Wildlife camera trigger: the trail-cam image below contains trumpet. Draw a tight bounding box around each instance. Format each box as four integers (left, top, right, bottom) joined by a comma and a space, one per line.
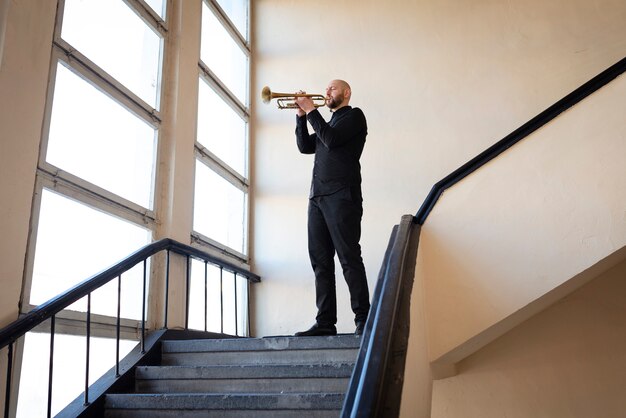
261, 86, 326, 109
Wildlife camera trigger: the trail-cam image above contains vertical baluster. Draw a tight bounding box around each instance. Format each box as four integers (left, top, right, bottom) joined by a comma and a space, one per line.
47, 316, 55, 418
84, 294, 91, 406
164, 250, 170, 329
185, 255, 190, 330
219, 267, 224, 334
204, 261, 208, 332
234, 273, 238, 336
4, 343, 13, 418
141, 260, 146, 354
247, 279, 251, 337
116, 274, 122, 377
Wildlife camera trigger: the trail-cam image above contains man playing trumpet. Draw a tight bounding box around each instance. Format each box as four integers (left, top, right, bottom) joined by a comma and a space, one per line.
293, 80, 370, 336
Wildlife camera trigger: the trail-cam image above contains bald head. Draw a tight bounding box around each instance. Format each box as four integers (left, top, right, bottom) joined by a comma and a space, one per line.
326, 79, 352, 110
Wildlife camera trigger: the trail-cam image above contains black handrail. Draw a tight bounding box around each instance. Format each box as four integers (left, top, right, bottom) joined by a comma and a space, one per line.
0, 237, 260, 417
415, 56, 626, 225
0, 238, 259, 349
342, 215, 420, 417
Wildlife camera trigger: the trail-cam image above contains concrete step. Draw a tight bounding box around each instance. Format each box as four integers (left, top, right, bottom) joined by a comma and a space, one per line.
135, 363, 354, 393
161, 335, 361, 367
104, 393, 344, 418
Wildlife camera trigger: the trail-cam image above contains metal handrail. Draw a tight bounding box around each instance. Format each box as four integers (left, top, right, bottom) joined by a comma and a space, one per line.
415, 56, 626, 225
0, 237, 260, 418
341, 215, 419, 417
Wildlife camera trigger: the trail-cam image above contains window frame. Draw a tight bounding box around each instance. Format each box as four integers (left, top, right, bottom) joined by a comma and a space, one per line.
22, 0, 168, 328
192, 0, 251, 262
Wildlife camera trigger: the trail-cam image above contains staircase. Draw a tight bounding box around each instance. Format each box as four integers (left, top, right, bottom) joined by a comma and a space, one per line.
104, 334, 361, 417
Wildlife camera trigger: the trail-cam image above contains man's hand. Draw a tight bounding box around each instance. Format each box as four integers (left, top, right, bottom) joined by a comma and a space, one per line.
295, 91, 316, 115
294, 90, 306, 116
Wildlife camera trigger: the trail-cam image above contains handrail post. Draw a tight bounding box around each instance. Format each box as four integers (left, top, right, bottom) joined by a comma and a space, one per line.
204, 261, 208, 332
141, 260, 146, 354
4, 343, 13, 418
115, 275, 121, 377
247, 279, 251, 337
164, 249, 170, 329
234, 273, 238, 336
47, 316, 55, 418
185, 255, 190, 330
84, 293, 91, 406
219, 267, 224, 334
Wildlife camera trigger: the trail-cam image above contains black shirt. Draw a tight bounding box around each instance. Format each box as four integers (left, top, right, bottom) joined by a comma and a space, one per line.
296, 106, 367, 198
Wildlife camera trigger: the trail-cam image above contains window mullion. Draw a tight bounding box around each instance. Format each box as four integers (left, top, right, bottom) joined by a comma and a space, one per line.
194, 148, 248, 192
198, 61, 249, 119
37, 165, 157, 228
122, 0, 168, 36
191, 232, 249, 265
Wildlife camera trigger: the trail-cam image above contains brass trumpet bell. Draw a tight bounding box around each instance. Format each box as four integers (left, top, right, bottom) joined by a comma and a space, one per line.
261, 86, 326, 109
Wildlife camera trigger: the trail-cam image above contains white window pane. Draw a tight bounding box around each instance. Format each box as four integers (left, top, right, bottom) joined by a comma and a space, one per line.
197, 78, 247, 175
193, 162, 246, 254
188, 260, 230, 333
30, 189, 151, 320
201, 2, 248, 104
144, 0, 166, 19
215, 0, 248, 40
234, 273, 248, 335
16, 333, 136, 418
221, 270, 238, 335
47, 63, 156, 209
61, 0, 162, 107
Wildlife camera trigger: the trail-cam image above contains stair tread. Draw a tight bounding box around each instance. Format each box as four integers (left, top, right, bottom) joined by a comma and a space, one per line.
161, 335, 361, 353
105, 392, 345, 410
136, 363, 355, 379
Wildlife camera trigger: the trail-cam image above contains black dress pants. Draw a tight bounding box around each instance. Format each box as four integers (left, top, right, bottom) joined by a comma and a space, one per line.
308, 187, 370, 326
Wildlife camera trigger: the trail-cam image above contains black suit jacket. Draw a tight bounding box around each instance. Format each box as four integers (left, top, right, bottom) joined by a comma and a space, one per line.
295, 106, 367, 198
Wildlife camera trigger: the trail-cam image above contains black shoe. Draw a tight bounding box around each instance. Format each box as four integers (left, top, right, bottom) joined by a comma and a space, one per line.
294, 323, 337, 337
355, 321, 366, 335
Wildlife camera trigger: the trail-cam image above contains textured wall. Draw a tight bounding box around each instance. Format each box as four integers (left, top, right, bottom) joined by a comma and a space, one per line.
251, 0, 626, 336
431, 257, 626, 418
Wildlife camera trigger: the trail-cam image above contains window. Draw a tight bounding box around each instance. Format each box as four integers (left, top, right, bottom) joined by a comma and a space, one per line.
46, 63, 157, 208
194, 0, 250, 260
18, 0, 166, 416
30, 189, 150, 319
60, 0, 163, 108
17, 333, 136, 417
194, 161, 247, 253
200, 1, 248, 103
197, 78, 246, 175
187, 260, 248, 336
30, 0, 164, 311
16, 1, 254, 415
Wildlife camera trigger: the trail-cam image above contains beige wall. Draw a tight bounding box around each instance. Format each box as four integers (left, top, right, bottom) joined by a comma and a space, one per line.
251, 0, 626, 336
0, 1, 57, 413
0, 0, 56, 328
431, 256, 626, 418
423, 72, 626, 365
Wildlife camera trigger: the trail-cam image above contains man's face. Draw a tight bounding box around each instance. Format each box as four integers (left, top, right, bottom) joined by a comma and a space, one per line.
325, 81, 346, 109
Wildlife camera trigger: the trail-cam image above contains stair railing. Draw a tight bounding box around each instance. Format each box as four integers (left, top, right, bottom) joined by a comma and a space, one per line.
342, 56, 625, 417
0, 238, 260, 418
341, 215, 420, 417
